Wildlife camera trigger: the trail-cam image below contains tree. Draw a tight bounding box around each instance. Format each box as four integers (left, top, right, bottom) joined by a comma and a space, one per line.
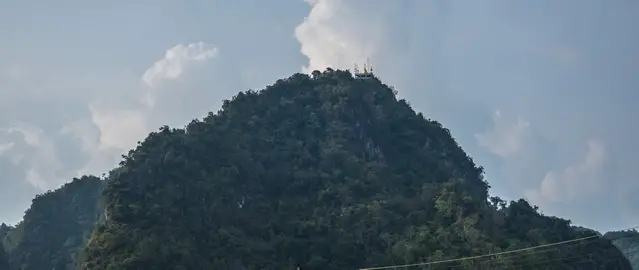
0, 245, 9, 270
68, 68, 630, 269
9, 176, 104, 270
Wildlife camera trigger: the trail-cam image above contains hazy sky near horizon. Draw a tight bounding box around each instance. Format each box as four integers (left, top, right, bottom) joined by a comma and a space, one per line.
0, 0, 637, 232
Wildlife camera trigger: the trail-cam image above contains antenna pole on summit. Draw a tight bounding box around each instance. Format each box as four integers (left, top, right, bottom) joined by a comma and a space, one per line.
353, 58, 375, 79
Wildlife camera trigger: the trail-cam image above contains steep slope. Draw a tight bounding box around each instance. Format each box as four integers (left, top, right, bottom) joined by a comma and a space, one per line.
9, 176, 104, 270
605, 230, 639, 268
82, 69, 631, 269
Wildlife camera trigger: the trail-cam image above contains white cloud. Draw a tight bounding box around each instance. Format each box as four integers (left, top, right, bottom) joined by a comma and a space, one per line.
141, 42, 218, 89
60, 106, 149, 177
0, 41, 218, 196
25, 168, 47, 191
8, 125, 43, 147
89, 105, 149, 152
525, 140, 606, 205
475, 110, 529, 158
0, 142, 14, 156
0, 124, 64, 190
294, 0, 388, 73
65, 42, 217, 177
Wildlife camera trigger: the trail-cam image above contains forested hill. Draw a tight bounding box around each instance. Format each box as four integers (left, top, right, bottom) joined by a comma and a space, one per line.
72, 69, 630, 269
1, 176, 104, 270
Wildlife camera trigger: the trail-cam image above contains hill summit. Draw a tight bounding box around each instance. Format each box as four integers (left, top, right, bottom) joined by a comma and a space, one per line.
73, 69, 630, 269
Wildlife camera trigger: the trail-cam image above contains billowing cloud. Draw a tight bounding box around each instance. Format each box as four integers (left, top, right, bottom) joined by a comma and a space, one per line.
73, 42, 218, 176
475, 110, 529, 158
0, 124, 65, 191
0, 143, 13, 156
142, 42, 218, 89
89, 105, 149, 152
0, 41, 218, 211
525, 140, 606, 206
25, 169, 47, 191
294, 0, 396, 73
141, 42, 218, 108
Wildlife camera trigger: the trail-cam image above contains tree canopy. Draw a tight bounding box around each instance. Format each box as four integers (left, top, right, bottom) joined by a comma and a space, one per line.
0, 244, 9, 270
74, 69, 631, 269
4, 176, 104, 270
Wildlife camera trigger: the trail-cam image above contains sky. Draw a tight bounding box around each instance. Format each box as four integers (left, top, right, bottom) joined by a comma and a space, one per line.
0, 0, 637, 233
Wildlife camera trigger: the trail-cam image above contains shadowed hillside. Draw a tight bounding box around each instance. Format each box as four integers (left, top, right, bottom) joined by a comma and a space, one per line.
1, 176, 104, 270
0, 244, 8, 270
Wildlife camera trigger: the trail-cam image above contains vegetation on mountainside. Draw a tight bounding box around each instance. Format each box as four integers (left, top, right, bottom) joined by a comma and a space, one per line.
6, 176, 104, 270
0, 224, 9, 239
0, 224, 8, 270
79, 69, 631, 270
1, 224, 18, 257
0, 224, 9, 249
605, 230, 639, 268
0, 244, 8, 270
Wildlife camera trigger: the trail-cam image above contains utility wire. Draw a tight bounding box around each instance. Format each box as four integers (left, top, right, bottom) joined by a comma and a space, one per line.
358, 225, 639, 270
498, 245, 639, 270
359, 235, 597, 270
455, 237, 639, 269
449, 233, 638, 269
446, 237, 602, 269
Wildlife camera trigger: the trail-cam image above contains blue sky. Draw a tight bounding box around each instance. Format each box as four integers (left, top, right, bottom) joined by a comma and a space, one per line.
0, 0, 637, 233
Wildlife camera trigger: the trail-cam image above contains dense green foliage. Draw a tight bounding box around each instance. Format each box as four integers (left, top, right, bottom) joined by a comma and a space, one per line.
0, 224, 9, 270
0, 244, 8, 270
78, 69, 631, 269
0, 224, 9, 239
0, 224, 10, 249
7, 176, 104, 270
1, 224, 21, 255
605, 230, 639, 268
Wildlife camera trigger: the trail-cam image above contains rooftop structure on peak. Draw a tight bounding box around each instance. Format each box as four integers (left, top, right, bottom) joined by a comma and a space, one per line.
353, 58, 374, 79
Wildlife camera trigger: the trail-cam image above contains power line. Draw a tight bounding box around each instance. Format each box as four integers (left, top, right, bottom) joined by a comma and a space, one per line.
358, 235, 597, 270
446, 237, 602, 269
460, 235, 639, 269
500, 244, 639, 270
358, 225, 639, 270
456, 232, 639, 269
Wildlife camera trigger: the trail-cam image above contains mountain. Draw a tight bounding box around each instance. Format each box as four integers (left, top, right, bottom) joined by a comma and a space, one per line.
605, 230, 639, 268
77, 69, 630, 269
4, 176, 104, 270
